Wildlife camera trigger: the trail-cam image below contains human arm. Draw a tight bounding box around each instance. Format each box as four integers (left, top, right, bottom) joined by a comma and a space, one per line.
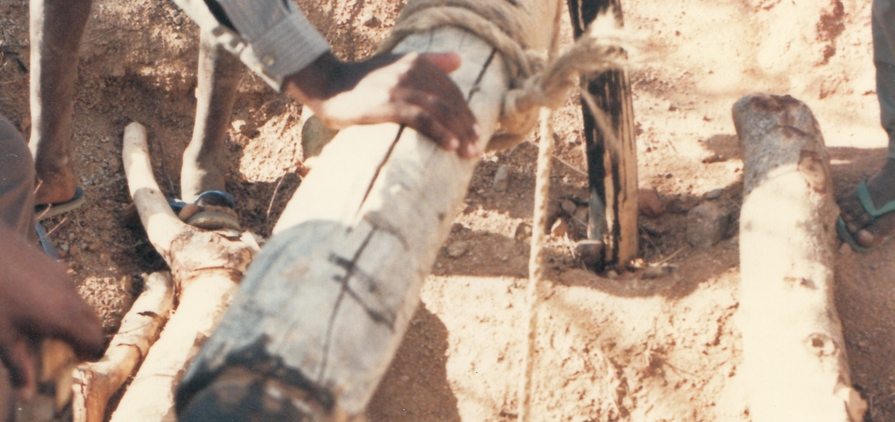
0, 222, 104, 400
172, 0, 482, 157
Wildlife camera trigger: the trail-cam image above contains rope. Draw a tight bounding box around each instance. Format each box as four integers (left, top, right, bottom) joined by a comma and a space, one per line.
379, 1, 636, 151
518, 107, 555, 421
378, 2, 638, 418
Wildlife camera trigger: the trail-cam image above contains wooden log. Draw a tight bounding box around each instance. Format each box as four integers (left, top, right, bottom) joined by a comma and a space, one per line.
567, 0, 638, 269
71, 271, 174, 422
111, 122, 258, 421
175, 3, 563, 418
733, 94, 866, 422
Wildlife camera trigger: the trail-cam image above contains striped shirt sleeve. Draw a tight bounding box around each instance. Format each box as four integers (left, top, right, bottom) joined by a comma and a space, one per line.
172, 0, 331, 90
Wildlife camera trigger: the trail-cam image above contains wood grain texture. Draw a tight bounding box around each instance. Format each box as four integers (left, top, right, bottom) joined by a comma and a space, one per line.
733, 94, 865, 422
567, 0, 638, 268
114, 122, 257, 421
175, 4, 561, 416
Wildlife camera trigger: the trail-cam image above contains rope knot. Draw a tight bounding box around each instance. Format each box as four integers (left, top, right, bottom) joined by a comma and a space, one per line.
380, 0, 638, 151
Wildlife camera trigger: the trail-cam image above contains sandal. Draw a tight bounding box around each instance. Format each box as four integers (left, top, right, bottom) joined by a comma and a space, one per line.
168, 191, 241, 231
836, 180, 895, 252
34, 186, 85, 221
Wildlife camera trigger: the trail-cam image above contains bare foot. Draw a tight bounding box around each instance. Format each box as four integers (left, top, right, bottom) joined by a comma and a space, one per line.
839, 158, 895, 248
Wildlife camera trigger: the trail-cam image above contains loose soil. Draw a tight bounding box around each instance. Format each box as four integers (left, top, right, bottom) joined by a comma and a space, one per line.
0, 0, 891, 420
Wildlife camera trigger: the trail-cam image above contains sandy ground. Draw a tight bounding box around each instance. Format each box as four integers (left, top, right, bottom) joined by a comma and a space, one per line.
0, 0, 892, 420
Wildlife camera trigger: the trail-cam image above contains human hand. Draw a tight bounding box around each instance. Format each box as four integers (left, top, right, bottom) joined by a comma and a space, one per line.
283, 51, 482, 158
0, 223, 104, 400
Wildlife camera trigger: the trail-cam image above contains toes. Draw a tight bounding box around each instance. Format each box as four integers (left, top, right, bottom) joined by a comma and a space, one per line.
855, 209, 895, 248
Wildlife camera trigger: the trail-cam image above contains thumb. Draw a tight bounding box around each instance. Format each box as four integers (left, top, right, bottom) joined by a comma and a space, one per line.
422, 52, 462, 73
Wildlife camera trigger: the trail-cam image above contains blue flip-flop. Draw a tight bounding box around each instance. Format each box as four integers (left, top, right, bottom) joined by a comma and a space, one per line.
837, 180, 895, 253
168, 190, 240, 231
35, 221, 59, 260
34, 186, 85, 221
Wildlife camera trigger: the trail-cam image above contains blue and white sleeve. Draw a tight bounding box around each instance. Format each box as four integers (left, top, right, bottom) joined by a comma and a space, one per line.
172, 0, 331, 90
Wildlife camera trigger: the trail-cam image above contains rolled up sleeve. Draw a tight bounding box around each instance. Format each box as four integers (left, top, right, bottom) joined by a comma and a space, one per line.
173, 0, 331, 90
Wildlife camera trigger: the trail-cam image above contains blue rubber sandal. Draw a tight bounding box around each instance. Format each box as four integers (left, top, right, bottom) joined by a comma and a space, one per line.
837, 180, 895, 253
34, 186, 85, 221
168, 191, 240, 231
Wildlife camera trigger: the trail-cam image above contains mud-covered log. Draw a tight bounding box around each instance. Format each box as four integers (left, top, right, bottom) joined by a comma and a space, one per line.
174, 3, 563, 420
113, 122, 257, 421
567, 0, 638, 269
72, 272, 174, 422
733, 94, 866, 422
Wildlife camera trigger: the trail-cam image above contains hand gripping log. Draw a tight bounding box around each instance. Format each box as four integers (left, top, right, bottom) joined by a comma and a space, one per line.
173, 2, 564, 420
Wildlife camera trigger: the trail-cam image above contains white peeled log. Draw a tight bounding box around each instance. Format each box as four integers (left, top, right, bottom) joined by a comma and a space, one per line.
110, 122, 258, 422
173, 2, 563, 416
71, 271, 174, 422
733, 94, 866, 422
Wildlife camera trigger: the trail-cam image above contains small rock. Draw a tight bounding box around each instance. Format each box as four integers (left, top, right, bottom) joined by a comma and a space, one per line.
232, 119, 247, 132
551, 218, 568, 237
560, 199, 577, 215
705, 188, 723, 200
492, 165, 510, 192
606, 270, 619, 279
638, 186, 664, 218
838, 243, 852, 256
107, 157, 121, 174
574, 240, 603, 269
363, 16, 382, 28
685, 201, 733, 248
446, 241, 468, 258
514, 222, 532, 241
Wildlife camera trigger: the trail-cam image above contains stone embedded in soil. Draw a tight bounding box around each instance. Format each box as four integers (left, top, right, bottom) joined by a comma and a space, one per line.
574, 240, 603, 268
705, 188, 723, 200
686, 201, 733, 248
492, 164, 510, 192
446, 241, 469, 258
638, 186, 665, 218
107, 156, 121, 174
514, 222, 532, 241
560, 199, 577, 215
551, 218, 569, 237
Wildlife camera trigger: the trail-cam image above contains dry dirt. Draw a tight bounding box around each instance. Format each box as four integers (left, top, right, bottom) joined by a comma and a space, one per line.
0, 0, 892, 420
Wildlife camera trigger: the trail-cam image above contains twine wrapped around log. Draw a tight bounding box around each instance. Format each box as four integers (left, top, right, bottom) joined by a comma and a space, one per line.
379, 0, 637, 150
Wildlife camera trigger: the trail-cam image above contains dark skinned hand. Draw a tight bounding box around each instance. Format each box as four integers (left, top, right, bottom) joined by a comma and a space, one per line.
0, 223, 104, 401
282, 51, 482, 158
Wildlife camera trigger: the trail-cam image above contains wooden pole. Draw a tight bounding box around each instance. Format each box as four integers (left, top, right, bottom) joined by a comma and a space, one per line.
71, 271, 174, 422
174, 3, 563, 419
567, 0, 638, 269
111, 122, 258, 421
733, 94, 865, 422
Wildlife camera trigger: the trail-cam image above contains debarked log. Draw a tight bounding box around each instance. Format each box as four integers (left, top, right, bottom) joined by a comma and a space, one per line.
733, 93, 866, 422
174, 3, 563, 420
110, 122, 258, 421
72, 271, 174, 422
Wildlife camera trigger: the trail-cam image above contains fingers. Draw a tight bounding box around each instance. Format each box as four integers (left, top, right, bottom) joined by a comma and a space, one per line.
43, 300, 105, 361
395, 88, 482, 157
0, 339, 35, 401
421, 52, 462, 74
401, 55, 481, 157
